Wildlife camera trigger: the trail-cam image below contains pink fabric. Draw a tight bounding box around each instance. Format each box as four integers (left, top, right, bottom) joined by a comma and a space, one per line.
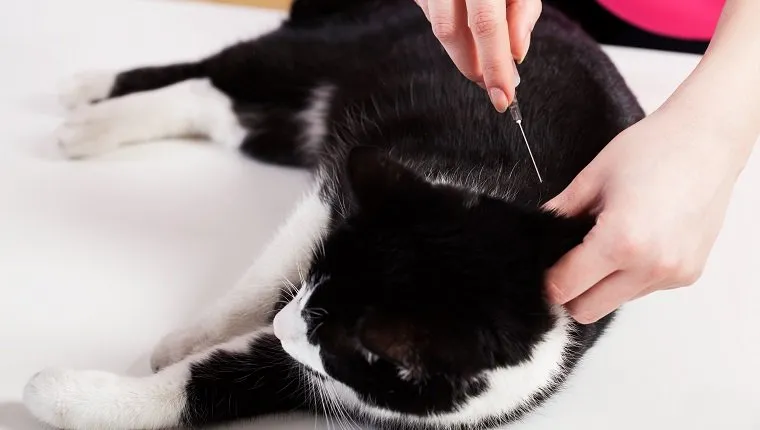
597, 0, 725, 40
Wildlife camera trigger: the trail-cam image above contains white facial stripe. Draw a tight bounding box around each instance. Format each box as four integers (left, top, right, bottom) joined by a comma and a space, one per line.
273, 284, 326, 376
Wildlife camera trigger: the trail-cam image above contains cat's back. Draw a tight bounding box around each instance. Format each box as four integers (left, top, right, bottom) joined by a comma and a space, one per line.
295, 1, 645, 205
498, 6, 645, 198
399, 4, 644, 202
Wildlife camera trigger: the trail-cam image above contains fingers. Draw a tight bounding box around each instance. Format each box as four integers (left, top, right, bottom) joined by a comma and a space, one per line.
427, 0, 483, 84
543, 171, 601, 217
465, 0, 515, 111
564, 271, 650, 323
418, 0, 539, 111
507, 0, 542, 62
416, 0, 430, 19
545, 230, 618, 305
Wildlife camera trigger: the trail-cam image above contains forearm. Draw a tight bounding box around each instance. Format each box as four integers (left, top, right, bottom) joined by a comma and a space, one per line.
660, 0, 760, 161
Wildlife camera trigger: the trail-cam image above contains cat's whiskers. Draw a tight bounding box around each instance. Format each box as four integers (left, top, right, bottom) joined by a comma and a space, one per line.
282, 277, 299, 301
296, 261, 307, 292
314, 377, 336, 430
323, 385, 350, 430
325, 382, 360, 430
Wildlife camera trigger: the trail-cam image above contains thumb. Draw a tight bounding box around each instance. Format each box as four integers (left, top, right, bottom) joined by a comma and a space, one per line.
543, 172, 600, 217
414, 0, 429, 19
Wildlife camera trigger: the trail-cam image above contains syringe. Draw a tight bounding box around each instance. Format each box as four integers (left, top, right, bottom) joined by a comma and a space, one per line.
507, 97, 543, 183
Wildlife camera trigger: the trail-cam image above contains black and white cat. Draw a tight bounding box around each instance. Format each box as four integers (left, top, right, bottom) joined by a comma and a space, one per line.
23, 1, 645, 429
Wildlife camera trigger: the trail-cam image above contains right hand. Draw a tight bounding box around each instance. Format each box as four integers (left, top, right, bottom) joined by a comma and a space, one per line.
543, 105, 750, 323
414, 0, 542, 111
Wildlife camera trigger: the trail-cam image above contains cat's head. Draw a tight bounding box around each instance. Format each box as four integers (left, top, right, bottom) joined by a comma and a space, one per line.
273, 146, 594, 417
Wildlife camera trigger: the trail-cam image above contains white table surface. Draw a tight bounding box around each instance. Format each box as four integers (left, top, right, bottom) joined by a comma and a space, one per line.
0, 1, 758, 429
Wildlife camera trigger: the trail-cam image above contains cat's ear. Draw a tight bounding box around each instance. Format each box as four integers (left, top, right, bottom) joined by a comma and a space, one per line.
357, 314, 426, 380
346, 146, 429, 210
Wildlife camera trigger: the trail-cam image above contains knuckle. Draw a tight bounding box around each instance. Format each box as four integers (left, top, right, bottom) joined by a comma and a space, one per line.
649, 258, 680, 280
608, 232, 647, 263
480, 61, 504, 79
648, 258, 702, 286
677, 265, 703, 286
431, 20, 459, 42
469, 10, 501, 37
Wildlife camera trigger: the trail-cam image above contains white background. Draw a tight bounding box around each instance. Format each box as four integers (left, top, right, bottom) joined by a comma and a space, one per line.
0, 1, 758, 429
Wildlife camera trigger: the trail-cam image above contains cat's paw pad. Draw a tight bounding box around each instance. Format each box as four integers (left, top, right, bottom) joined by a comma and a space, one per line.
24, 368, 112, 429
56, 102, 135, 159
151, 327, 211, 372
58, 71, 117, 110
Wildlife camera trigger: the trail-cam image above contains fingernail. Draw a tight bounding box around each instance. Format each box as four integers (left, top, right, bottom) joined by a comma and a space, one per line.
517, 35, 531, 64
512, 60, 521, 87
488, 88, 508, 113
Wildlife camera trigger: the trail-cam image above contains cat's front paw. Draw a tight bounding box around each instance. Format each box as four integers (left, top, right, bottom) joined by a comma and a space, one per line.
24, 368, 113, 430
151, 326, 212, 372
56, 97, 148, 159
57, 106, 121, 158
58, 71, 117, 110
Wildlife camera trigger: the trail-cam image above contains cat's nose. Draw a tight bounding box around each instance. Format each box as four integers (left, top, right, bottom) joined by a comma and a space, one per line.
273, 303, 303, 342
273, 311, 285, 340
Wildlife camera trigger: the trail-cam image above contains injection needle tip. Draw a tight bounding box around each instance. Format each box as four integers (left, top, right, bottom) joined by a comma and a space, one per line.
516, 121, 543, 183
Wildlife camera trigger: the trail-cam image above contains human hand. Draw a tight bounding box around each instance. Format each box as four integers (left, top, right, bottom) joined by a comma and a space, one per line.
414, 0, 542, 112
543, 106, 751, 324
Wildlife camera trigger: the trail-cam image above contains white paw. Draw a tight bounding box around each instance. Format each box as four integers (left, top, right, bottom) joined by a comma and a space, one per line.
24, 368, 116, 430
58, 71, 117, 110
151, 326, 211, 372
56, 99, 144, 159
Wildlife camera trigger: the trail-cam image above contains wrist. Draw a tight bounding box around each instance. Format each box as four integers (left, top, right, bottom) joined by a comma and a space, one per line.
657, 0, 760, 157
653, 95, 754, 179
657, 63, 757, 165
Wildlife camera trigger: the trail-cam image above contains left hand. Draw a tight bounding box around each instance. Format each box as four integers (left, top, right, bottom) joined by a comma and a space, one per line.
414, 0, 543, 111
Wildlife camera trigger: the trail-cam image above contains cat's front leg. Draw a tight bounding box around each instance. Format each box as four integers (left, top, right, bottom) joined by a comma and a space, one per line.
58, 77, 247, 159
24, 328, 311, 430
150, 188, 331, 371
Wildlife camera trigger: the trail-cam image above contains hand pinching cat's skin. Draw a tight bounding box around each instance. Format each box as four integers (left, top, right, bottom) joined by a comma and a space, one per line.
24, 1, 643, 429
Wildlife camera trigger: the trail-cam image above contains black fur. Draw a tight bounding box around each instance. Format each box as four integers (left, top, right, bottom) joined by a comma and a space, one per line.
182, 333, 309, 426
106, 0, 643, 428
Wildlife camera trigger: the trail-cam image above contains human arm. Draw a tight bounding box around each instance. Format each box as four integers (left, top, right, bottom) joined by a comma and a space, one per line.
543, 0, 760, 323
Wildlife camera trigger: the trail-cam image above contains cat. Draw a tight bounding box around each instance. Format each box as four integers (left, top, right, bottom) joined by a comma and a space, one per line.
23, 0, 644, 429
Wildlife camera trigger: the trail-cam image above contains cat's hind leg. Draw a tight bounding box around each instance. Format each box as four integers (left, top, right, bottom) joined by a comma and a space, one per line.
23, 328, 311, 430
58, 77, 247, 159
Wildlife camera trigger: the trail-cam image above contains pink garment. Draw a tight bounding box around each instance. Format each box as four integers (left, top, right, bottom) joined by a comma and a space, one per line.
597, 0, 725, 40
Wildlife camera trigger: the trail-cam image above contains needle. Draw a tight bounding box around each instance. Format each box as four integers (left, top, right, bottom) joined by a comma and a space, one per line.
507, 97, 543, 183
